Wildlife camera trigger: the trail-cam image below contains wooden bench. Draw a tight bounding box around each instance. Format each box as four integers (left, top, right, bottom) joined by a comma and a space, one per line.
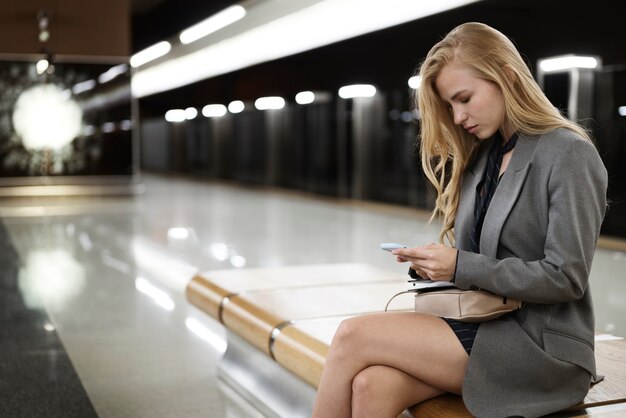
186, 263, 626, 418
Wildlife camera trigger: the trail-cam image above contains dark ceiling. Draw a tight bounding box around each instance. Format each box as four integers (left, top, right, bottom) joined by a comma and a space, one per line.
131, 0, 238, 53
130, 0, 626, 118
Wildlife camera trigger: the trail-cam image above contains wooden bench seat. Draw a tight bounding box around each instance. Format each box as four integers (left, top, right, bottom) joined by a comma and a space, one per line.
186, 263, 626, 417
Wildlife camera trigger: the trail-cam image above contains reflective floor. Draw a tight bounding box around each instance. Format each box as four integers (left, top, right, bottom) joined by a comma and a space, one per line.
1, 174, 625, 417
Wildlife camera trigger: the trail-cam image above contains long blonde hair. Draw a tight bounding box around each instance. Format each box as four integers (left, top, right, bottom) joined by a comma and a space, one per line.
416, 22, 591, 245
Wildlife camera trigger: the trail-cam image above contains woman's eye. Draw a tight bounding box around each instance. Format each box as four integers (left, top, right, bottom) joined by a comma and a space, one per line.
460, 97, 470, 104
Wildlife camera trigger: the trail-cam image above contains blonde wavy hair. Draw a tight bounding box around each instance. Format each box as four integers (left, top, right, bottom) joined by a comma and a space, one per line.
416, 22, 591, 245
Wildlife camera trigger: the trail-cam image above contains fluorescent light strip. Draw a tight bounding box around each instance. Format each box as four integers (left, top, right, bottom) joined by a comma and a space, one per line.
185, 107, 198, 120
130, 41, 171, 68
338, 84, 376, 99
180, 5, 246, 45
295, 91, 315, 104
228, 100, 245, 113
255, 96, 285, 110
132, 0, 481, 97
203, 104, 227, 117
539, 55, 599, 73
98, 63, 129, 84
72, 79, 96, 95
619, 106, 626, 117
165, 109, 186, 122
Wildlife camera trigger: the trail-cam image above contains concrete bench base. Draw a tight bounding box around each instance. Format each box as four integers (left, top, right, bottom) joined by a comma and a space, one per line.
218, 331, 315, 418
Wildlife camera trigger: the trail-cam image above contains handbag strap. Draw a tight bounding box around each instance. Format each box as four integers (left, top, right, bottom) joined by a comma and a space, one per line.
384, 290, 417, 312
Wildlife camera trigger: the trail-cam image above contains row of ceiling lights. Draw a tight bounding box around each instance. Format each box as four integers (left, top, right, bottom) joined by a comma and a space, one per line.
164, 83, 391, 122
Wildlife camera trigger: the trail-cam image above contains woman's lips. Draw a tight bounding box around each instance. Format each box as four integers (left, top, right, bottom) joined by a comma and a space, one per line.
466, 125, 478, 134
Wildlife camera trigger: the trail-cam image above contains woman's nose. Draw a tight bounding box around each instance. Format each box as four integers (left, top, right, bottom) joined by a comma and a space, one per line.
453, 109, 467, 125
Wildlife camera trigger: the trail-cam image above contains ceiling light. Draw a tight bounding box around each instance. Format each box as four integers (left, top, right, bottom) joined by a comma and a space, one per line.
130, 41, 171, 68
165, 109, 186, 122
98, 63, 129, 84
132, 0, 482, 98
228, 100, 245, 113
36, 59, 49, 75
255, 96, 285, 110
12, 84, 82, 150
180, 5, 246, 45
408, 75, 421, 89
202, 104, 227, 117
185, 107, 198, 120
72, 79, 96, 95
338, 84, 376, 99
538, 55, 599, 73
295, 91, 315, 104
619, 106, 626, 117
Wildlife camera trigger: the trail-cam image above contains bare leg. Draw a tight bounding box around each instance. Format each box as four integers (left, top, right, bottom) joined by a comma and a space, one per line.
311, 312, 468, 418
352, 365, 445, 418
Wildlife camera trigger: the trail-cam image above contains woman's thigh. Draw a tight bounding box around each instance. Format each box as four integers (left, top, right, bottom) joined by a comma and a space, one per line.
330, 312, 469, 394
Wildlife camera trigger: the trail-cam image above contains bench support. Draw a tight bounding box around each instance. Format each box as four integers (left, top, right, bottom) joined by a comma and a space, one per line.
218, 331, 316, 418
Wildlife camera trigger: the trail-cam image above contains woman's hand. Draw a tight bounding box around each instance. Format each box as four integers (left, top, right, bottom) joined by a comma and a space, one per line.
392, 244, 458, 281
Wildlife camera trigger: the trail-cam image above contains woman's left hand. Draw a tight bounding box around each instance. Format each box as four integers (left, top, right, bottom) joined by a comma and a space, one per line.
392, 243, 458, 281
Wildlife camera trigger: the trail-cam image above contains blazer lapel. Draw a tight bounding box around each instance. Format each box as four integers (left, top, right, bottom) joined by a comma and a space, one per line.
479, 134, 537, 258
455, 139, 492, 251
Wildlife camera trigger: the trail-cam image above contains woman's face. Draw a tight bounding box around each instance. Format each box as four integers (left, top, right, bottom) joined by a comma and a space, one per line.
435, 61, 507, 140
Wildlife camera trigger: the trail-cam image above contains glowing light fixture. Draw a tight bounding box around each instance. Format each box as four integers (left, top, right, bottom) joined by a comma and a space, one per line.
180, 5, 246, 45
255, 96, 285, 110
12, 84, 82, 150
185, 107, 198, 120
338, 84, 376, 99
98, 63, 129, 84
120, 120, 133, 131
130, 41, 171, 68
295, 91, 315, 104
538, 55, 599, 73
165, 109, 186, 122
202, 104, 227, 117
36, 59, 49, 75
228, 100, 245, 113
408, 75, 422, 89
132, 0, 481, 98
72, 79, 96, 95
618, 106, 626, 117
101, 122, 116, 133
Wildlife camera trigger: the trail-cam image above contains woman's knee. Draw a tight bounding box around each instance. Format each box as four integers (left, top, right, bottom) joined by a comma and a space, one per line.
330, 317, 366, 352
351, 366, 386, 406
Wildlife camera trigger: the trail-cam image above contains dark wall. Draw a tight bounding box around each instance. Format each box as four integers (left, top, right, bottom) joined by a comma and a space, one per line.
136, 0, 626, 239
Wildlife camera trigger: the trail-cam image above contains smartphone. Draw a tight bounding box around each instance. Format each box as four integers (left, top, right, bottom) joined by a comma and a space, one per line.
380, 242, 408, 252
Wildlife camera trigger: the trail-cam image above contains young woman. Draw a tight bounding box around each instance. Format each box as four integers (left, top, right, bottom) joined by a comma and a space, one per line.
311, 22, 608, 418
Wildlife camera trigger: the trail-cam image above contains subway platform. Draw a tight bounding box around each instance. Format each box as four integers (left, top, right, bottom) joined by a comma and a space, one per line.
1, 173, 625, 417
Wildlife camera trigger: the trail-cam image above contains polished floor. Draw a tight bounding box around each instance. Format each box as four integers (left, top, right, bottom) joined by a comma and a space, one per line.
1, 174, 625, 417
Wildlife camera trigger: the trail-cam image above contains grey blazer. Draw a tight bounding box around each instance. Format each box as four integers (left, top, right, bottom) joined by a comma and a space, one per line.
453, 128, 608, 418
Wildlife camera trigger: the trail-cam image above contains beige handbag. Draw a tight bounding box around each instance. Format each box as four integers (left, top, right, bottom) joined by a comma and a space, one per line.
386, 286, 522, 323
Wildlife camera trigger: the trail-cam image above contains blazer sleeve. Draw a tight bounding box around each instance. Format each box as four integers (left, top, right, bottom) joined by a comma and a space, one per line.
453, 139, 608, 303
